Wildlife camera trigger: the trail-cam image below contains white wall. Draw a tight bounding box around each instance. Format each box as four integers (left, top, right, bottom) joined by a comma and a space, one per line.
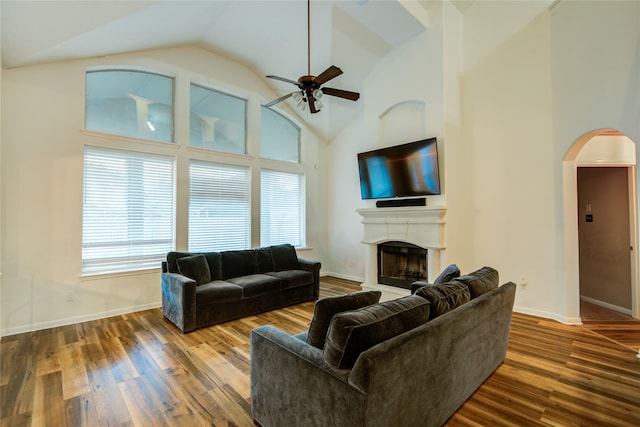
461, 8, 556, 317
326, 3, 451, 280
551, 1, 640, 322
327, 0, 640, 324
0, 46, 328, 336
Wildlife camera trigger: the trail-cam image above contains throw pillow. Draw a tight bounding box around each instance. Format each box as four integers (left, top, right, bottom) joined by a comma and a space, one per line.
415, 281, 470, 319
176, 254, 211, 286
323, 295, 430, 369
307, 290, 382, 349
270, 244, 299, 271
453, 266, 498, 299
410, 264, 461, 294
433, 264, 461, 285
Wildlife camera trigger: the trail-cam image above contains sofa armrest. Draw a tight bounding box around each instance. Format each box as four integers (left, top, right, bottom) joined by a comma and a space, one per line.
298, 258, 321, 299
251, 325, 365, 427
161, 273, 197, 333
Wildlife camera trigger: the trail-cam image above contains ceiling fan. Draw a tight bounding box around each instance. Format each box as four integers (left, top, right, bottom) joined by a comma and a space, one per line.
264, 0, 360, 114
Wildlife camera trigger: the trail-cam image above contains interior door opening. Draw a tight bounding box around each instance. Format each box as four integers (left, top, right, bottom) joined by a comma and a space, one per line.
577, 166, 636, 321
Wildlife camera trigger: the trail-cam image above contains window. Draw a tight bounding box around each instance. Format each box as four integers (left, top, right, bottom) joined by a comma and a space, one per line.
261, 107, 300, 163
85, 70, 174, 142
260, 169, 305, 247
82, 147, 176, 274
189, 161, 251, 252
190, 84, 247, 154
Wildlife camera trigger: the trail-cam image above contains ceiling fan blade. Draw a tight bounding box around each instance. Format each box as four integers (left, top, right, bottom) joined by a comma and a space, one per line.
308, 95, 318, 114
266, 75, 300, 86
321, 87, 360, 101
264, 92, 294, 108
314, 65, 343, 86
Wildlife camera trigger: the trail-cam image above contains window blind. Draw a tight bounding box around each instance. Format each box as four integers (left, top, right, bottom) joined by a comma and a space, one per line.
260, 169, 305, 247
189, 161, 251, 252
82, 146, 176, 273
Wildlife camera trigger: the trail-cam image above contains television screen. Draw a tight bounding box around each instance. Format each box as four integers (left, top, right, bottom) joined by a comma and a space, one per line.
357, 138, 440, 200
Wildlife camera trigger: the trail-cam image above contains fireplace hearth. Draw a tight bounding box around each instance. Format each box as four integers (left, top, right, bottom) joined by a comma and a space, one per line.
378, 241, 427, 289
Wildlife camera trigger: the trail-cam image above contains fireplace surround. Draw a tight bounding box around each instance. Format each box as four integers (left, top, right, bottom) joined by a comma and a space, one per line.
357, 206, 446, 301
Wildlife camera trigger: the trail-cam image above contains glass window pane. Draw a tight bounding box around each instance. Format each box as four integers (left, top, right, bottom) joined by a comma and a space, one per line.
260, 169, 305, 247
82, 147, 176, 274
189, 161, 251, 252
86, 70, 174, 142
190, 84, 246, 154
261, 107, 300, 163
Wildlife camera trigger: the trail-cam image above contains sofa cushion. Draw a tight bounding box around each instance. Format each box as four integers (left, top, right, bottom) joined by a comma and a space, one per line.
454, 266, 499, 299
270, 244, 299, 271
221, 250, 260, 280
266, 270, 313, 290
202, 252, 223, 281
176, 254, 211, 286
255, 247, 274, 273
324, 295, 430, 369
166, 251, 193, 273
415, 281, 470, 319
196, 281, 243, 304
227, 274, 282, 297
306, 290, 382, 349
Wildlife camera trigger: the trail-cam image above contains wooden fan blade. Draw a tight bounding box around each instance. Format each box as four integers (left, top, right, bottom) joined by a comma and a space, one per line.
264, 92, 294, 107
314, 66, 343, 86
308, 95, 318, 114
266, 75, 300, 86
321, 87, 360, 101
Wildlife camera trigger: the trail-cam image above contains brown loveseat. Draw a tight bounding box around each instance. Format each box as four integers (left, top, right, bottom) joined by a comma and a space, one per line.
161, 244, 321, 333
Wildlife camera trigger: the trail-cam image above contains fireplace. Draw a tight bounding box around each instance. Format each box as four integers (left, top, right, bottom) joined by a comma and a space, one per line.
378, 241, 427, 289
357, 206, 446, 301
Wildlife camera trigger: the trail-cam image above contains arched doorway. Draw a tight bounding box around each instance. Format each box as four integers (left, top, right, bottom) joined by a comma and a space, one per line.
563, 129, 638, 321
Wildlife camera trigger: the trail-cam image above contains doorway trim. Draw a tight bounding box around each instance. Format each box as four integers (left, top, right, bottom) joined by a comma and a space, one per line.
563, 129, 639, 322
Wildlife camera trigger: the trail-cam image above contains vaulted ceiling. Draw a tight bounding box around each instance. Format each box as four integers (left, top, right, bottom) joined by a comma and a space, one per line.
1, 0, 473, 140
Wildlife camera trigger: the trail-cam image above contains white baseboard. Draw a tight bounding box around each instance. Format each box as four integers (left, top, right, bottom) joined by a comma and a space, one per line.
580, 295, 632, 316
513, 305, 583, 325
1, 302, 162, 337
321, 271, 365, 283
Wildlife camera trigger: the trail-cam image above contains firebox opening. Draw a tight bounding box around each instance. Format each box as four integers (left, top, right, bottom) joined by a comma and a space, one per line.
377, 241, 427, 289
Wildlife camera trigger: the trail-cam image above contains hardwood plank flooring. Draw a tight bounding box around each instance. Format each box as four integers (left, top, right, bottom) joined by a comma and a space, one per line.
2, 276, 640, 426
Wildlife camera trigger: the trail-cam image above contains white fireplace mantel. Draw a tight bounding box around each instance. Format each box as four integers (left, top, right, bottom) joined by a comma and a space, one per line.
357, 205, 447, 300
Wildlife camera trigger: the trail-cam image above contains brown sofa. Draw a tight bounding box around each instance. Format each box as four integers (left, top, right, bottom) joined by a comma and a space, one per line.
161, 244, 321, 333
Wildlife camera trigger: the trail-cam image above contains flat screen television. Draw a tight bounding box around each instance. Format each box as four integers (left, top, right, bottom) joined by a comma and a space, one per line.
357, 138, 441, 200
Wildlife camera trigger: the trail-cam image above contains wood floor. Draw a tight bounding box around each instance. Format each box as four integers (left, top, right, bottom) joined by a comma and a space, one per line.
2, 276, 640, 426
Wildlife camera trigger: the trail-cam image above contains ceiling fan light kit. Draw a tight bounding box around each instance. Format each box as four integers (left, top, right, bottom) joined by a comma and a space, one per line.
265, 0, 360, 114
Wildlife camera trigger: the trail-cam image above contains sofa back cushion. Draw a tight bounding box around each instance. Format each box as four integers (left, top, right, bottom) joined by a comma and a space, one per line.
255, 247, 274, 273
176, 254, 211, 286
166, 251, 192, 273
324, 295, 430, 369
307, 290, 382, 349
415, 282, 470, 320
454, 266, 499, 299
270, 244, 299, 271
221, 250, 260, 280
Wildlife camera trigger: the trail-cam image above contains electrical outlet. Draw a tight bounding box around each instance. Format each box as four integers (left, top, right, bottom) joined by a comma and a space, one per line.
65, 291, 75, 302
520, 277, 528, 287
